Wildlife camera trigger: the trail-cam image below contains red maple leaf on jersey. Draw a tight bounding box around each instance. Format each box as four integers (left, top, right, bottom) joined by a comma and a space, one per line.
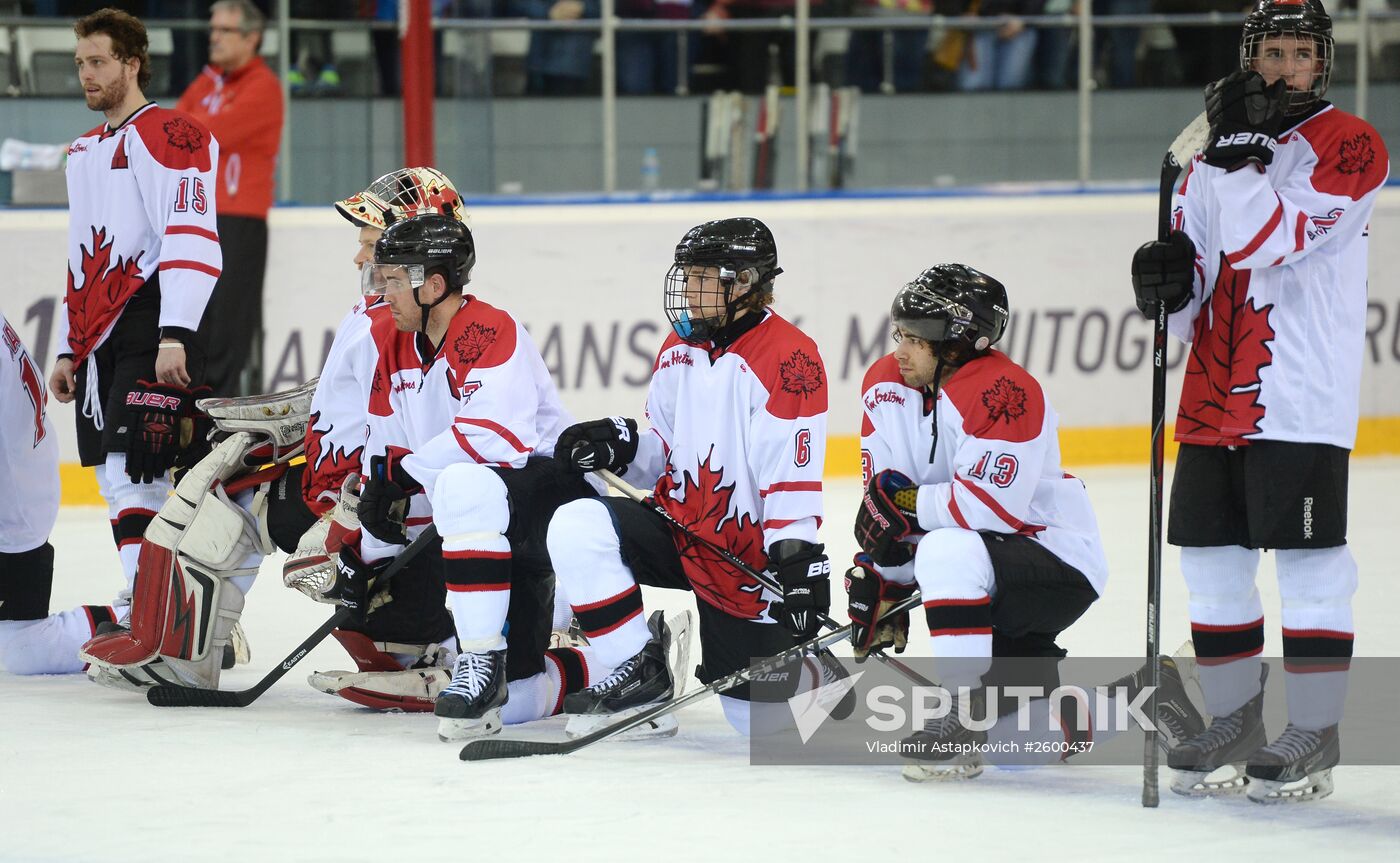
300, 411, 366, 516
654, 448, 768, 620
982, 376, 1028, 425
779, 350, 824, 396
65, 226, 145, 362
1177, 255, 1276, 443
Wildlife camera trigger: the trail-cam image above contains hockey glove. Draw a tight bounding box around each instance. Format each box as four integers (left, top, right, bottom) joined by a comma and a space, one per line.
1131, 230, 1196, 319
769, 540, 831, 641
846, 553, 916, 662
555, 416, 639, 475
284, 474, 363, 602
358, 453, 422, 546
855, 470, 921, 567
1202, 71, 1287, 170
324, 545, 392, 624
124, 380, 207, 484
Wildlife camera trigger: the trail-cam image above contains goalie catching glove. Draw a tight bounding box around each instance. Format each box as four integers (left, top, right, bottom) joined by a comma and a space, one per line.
855, 469, 921, 567
846, 553, 916, 661
284, 473, 363, 601
123, 380, 211, 483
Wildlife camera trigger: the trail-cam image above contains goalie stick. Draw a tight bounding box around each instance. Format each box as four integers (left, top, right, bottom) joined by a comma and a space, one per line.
1143, 111, 1210, 807
461, 592, 923, 761
146, 525, 439, 708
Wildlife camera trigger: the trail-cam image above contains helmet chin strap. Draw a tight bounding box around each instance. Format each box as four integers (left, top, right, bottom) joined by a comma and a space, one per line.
927, 354, 948, 464
413, 280, 456, 341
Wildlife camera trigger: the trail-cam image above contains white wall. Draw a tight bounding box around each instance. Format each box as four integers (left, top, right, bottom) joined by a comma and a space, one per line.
7, 189, 1399, 464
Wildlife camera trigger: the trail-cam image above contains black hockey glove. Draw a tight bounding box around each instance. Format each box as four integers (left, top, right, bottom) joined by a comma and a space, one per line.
1131, 230, 1197, 319
325, 545, 392, 624
124, 380, 207, 484
855, 470, 921, 567
768, 540, 831, 641
358, 452, 422, 546
1202, 71, 1287, 170
554, 416, 639, 475
845, 553, 916, 662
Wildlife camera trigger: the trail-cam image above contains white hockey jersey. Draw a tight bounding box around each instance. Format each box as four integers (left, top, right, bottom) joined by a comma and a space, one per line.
0, 314, 60, 554
302, 298, 391, 515
60, 102, 221, 364
1169, 104, 1389, 449
363, 296, 574, 520
859, 351, 1108, 596
629, 310, 827, 621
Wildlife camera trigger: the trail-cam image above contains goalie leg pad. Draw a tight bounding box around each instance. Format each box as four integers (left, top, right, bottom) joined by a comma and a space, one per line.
308, 630, 457, 712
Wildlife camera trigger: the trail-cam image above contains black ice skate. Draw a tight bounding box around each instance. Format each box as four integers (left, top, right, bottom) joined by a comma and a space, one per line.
1245, 723, 1340, 804
1109, 655, 1207, 749
1168, 666, 1268, 797
899, 687, 988, 782
807, 648, 857, 721
563, 610, 682, 740
434, 649, 508, 742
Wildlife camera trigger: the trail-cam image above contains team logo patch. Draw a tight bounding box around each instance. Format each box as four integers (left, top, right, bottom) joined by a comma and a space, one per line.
982, 376, 1027, 424
454, 323, 497, 366
779, 350, 824, 396
163, 117, 204, 153
1337, 133, 1375, 176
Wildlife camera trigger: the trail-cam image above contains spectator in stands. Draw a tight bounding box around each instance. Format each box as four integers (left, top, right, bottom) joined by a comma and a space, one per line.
1033, 0, 1075, 89
700, 0, 827, 94
846, 0, 934, 94
177, 0, 283, 396
511, 0, 600, 95
1093, 0, 1149, 87
617, 0, 693, 95
957, 0, 1044, 91
1155, 0, 1246, 86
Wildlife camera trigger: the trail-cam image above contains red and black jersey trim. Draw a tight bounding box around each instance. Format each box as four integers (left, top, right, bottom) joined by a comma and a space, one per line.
1282, 627, 1353, 674
443, 555, 511, 593
1191, 618, 1265, 664
111, 508, 157, 550
545, 646, 590, 715
573, 583, 644, 639
923, 596, 992, 638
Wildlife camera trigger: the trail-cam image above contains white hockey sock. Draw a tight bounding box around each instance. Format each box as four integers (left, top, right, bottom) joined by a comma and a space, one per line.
1277, 545, 1356, 730
546, 498, 650, 669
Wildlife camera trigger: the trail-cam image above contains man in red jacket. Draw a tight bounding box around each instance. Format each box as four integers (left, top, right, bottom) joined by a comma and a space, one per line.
177, 0, 284, 396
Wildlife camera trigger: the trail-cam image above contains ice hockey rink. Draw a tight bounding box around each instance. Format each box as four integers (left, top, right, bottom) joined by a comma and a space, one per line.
4, 462, 1399, 863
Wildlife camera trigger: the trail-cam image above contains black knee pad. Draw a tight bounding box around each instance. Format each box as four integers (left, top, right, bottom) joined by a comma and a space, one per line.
0, 543, 55, 621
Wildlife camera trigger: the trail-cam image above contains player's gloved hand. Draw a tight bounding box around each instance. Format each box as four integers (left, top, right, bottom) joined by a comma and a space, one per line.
284, 474, 364, 601
845, 553, 916, 662
358, 453, 421, 545
124, 380, 206, 484
769, 539, 831, 641
1202, 70, 1287, 169
323, 544, 392, 623
1131, 230, 1197, 319
855, 469, 921, 567
554, 416, 639, 475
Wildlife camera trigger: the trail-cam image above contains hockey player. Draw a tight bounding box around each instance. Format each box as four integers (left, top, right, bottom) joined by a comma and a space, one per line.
850, 264, 1119, 781
48, 8, 221, 614
545, 217, 834, 738
349, 213, 600, 739
0, 311, 121, 674
1130, 0, 1388, 802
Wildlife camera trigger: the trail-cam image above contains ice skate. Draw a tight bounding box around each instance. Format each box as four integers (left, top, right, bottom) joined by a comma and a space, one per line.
899, 689, 987, 782
1168, 667, 1268, 797
434, 649, 507, 742
1108, 654, 1207, 749
1245, 723, 1340, 804
564, 610, 685, 740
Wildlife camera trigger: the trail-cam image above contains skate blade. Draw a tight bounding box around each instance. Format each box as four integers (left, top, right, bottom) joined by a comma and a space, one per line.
228, 622, 251, 667
86, 664, 149, 692
1170, 765, 1250, 797
437, 708, 503, 742
1246, 769, 1335, 804
565, 707, 678, 741
901, 756, 984, 783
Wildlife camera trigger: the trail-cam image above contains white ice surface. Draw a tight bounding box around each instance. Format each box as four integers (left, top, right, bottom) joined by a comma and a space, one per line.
4, 461, 1399, 862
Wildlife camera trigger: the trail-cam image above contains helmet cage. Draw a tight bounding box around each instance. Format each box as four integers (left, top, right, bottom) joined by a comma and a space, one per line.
1240, 0, 1334, 116
335, 166, 466, 230
664, 262, 744, 343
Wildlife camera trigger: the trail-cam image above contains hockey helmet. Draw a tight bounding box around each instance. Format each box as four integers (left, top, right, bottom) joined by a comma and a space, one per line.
365, 214, 476, 333
891, 264, 1009, 359
664, 217, 783, 343
335, 166, 467, 230
1240, 0, 1334, 116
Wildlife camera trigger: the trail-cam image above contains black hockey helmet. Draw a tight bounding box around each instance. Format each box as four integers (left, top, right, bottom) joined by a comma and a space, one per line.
1240, 0, 1334, 115
365, 213, 476, 333
891, 264, 1009, 360
665, 217, 783, 344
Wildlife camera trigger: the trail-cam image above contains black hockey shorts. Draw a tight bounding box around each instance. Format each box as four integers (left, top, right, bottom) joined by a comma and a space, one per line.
74, 277, 206, 467
981, 532, 1098, 654
1167, 441, 1349, 550
600, 495, 795, 703
0, 542, 55, 621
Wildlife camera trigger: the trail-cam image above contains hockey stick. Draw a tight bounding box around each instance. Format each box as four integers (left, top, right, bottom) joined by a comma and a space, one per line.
461, 592, 923, 761
594, 469, 935, 687
146, 525, 440, 708
1143, 111, 1210, 806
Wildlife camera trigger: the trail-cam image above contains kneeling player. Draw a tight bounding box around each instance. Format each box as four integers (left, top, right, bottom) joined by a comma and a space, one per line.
850, 265, 1196, 780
